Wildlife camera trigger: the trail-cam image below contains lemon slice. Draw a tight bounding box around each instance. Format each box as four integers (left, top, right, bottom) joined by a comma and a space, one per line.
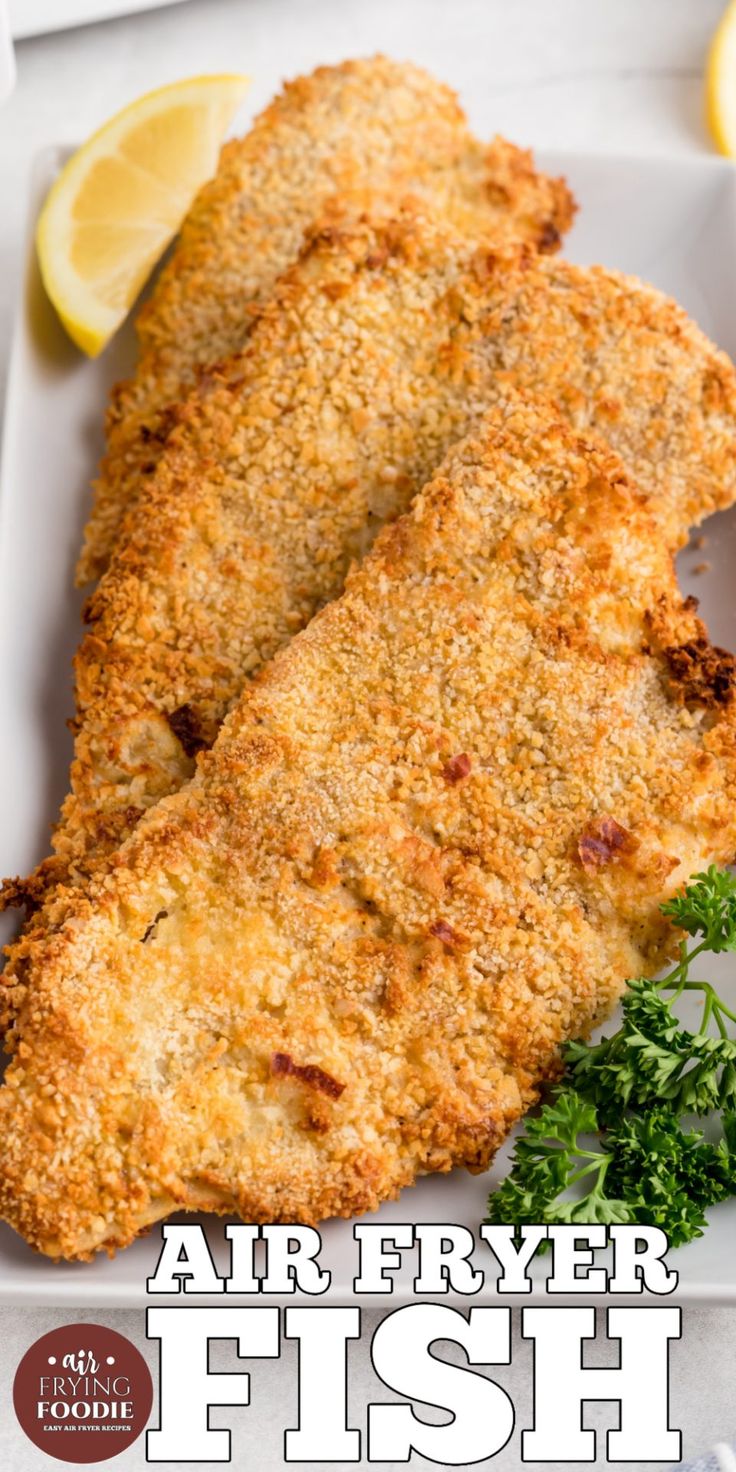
37, 74, 250, 356
707, 0, 736, 156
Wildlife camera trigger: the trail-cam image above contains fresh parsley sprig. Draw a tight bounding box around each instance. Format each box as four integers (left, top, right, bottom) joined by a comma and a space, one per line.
487, 866, 736, 1246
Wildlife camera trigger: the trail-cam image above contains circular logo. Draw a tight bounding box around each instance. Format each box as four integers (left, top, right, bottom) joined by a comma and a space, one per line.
13, 1323, 153, 1463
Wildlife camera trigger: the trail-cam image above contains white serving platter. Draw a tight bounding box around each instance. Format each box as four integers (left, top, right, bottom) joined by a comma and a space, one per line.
1, 147, 736, 1306
8, 0, 191, 39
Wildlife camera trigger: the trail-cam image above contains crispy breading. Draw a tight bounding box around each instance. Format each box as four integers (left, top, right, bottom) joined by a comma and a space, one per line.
78, 55, 574, 585
2, 402, 736, 1260
7, 213, 736, 917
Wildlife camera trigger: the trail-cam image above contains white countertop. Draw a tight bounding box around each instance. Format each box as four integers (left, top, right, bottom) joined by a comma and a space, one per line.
0, 2, 733, 1467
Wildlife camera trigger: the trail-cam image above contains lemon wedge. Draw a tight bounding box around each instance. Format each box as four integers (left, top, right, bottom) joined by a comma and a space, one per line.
36, 74, 250, 356
707, 0, 736, 156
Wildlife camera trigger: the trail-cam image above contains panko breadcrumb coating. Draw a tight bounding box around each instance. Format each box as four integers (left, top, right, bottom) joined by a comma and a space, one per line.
2, 402, 736, 1261
5, 213, 736, 918
78, 54, 574, 584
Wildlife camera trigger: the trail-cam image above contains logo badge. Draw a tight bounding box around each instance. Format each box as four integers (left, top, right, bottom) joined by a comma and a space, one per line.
13, 1323, 153, 1463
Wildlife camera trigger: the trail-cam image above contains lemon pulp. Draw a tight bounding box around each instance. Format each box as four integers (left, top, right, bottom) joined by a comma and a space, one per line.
37, 74, 250, 356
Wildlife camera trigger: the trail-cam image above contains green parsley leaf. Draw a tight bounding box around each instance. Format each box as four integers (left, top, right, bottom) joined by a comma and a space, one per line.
487, 1089, 632, 1233
661, 864, 736, 952
488, 865, 736, 1248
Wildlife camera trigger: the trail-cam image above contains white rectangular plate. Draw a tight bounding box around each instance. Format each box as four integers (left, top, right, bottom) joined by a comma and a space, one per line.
2, 148, 736, 1306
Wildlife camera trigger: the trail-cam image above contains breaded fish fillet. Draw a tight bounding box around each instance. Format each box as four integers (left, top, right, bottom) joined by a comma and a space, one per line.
78, 55, 574, 584
2, 402, 736, 1260
7, 214, 735, 918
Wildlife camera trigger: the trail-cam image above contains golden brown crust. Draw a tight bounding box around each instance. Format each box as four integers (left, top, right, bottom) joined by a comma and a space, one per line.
2, 402, 736, 1260
79, 55, 574, 584
10, 212, 736, 919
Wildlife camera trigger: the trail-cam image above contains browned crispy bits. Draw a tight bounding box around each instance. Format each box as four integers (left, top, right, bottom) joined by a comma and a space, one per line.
166, 703, 212, 758
578, 816, 639, 872
664, 638, 736, 708
442, 753, 472, 784
271, 1052, 346, 1100
429, 919, 463, 947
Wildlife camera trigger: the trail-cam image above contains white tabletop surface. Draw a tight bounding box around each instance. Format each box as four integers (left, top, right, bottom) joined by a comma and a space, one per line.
0, 1, 734, 1467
